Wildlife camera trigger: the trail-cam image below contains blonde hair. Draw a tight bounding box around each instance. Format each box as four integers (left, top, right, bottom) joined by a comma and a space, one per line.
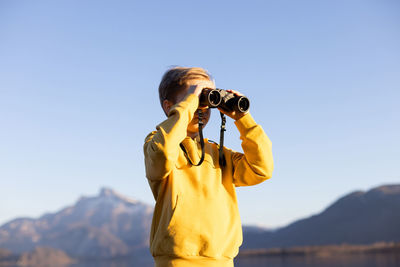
158, 67, 212, 107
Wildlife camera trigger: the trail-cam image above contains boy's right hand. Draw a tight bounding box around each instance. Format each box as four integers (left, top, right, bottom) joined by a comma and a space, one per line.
186, 79, 216, 98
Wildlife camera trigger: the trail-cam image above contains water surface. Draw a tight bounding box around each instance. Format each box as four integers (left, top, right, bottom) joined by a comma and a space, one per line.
235, 253, 400, 267
7, 253, 399, 267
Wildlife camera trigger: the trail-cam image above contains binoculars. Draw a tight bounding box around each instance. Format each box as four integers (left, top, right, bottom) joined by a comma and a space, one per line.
200, 88, 250, 113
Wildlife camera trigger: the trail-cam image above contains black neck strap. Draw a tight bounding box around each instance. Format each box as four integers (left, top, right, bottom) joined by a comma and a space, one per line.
179, 110, 205, 166
180, 110, 226, 168
219, 112, 227, 167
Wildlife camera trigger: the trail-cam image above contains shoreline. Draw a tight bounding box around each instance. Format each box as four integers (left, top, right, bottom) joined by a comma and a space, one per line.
238, 242, 400, 258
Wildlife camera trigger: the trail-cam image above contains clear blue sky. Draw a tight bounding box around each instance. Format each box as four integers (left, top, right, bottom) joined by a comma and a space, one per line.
1, 0, 399, 228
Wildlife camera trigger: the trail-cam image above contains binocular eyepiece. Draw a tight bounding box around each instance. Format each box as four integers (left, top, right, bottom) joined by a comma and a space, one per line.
200, 88, 250, 113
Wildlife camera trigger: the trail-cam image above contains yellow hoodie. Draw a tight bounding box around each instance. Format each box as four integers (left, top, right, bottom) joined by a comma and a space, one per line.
144, 93, 274, 267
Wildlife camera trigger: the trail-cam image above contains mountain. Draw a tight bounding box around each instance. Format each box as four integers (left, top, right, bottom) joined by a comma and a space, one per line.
0, 188, 153, 259
1, 184, 399, 259
17, 247, 75, 266
242, 184, 400, 249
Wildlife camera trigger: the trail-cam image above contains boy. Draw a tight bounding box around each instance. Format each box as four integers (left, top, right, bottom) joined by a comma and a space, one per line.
143, 67, 274, 267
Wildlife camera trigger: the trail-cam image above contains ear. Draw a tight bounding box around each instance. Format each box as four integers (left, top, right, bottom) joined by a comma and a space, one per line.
162, 99, 173, 116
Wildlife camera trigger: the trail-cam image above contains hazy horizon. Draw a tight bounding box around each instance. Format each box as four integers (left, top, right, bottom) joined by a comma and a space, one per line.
1, 183, 399, 230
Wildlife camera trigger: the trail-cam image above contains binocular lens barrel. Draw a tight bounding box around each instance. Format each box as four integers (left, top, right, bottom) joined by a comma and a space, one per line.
237, 96, 250, 113
200, 88, 250, 113
207, 89, 222, 107
200, 89, 221, 108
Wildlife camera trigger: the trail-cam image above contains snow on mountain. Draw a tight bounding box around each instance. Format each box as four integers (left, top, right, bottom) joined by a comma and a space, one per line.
0, 188, 153, 258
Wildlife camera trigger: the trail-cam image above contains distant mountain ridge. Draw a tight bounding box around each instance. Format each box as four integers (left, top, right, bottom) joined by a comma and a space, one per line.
1, 184, 399, 259
242, 184, 400, 249
0, 188, 153, 258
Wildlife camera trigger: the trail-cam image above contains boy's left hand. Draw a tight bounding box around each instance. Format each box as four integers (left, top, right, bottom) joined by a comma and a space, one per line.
218, 89, 249, 121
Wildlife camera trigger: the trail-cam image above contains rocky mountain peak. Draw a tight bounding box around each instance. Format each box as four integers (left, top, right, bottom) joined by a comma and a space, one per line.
368, 184, 400, 195
98, 187, 138, 204
76, 187, 140, 208
100, 187, 118, 197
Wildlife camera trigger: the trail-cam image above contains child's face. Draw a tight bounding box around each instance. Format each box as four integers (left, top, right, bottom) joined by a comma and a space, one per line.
176, 78, 215, 138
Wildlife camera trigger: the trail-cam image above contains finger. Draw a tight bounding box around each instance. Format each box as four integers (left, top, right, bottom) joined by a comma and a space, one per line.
231, 89, 243, 96
195, 81, 215, 96
217, 106, 227, 115
226, 89, 243, 96
217, 106, 234, 116
198, 80, 215, 89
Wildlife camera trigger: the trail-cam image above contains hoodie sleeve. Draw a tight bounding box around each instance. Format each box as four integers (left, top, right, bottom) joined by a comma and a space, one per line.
229, 113, 274, 187
143, 94, 199, 181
